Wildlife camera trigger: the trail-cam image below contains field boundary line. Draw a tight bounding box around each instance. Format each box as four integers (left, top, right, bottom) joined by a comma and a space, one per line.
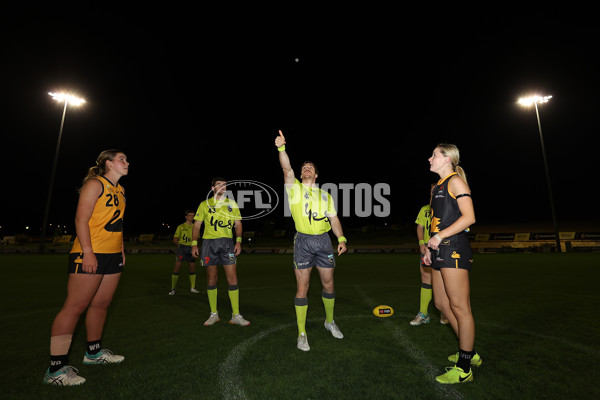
354, 285, 464, 400
218, 315, 370, 400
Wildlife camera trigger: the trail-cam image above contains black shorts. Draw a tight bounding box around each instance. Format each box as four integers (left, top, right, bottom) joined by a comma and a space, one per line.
294, 232, 335, 269
201, 238, 236, 266
430, 232, 473, 271
175, 245, 196, 263
68, 252, 124, 275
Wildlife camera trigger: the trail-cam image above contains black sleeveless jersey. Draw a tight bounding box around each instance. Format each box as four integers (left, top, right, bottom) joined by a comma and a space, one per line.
430, 172, 463, 236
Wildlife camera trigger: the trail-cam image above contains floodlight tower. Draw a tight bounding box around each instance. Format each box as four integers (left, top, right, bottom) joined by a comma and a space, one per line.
517, 95, 561, 252
39, 92, 85, 253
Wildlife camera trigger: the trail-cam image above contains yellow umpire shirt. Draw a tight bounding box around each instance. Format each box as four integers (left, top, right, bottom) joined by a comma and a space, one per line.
286, 179, 337, 235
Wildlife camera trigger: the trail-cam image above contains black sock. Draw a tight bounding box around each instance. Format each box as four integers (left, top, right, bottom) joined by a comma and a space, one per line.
456, 348, 475, 372
49, 355, 69, 373
87, 339, 102, 356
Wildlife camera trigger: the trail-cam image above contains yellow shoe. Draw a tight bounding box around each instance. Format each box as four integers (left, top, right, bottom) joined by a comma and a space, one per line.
435, 365, 473, 384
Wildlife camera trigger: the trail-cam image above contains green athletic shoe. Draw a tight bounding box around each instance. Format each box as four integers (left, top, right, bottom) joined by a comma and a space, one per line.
447, 352, 482, 367
435, 365, 473, 384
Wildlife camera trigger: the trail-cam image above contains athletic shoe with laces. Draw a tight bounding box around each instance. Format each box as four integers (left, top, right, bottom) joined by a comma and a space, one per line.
410, 312, 430, 326
43, 365, 86, 386
83, 349, 124, 364
204, 312, 220, 326
229, 313, 250, 326
440, 313, 449, 325
168, 289, 176, 295
297, 332, 310, 351
435, 365, 473, 384
324, 320, 344, 339
190, 288, 200, 293
447, 351, 482, 367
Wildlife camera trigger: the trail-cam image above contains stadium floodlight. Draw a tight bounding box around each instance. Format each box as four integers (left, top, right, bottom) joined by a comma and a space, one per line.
518, 94, 561, 252
517, 95, 552, 106
39, 92, 86, 253
48, 92, 86, 106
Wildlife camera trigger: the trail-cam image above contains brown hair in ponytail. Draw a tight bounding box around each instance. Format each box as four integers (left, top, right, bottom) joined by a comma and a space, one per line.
79, 149, 123, 191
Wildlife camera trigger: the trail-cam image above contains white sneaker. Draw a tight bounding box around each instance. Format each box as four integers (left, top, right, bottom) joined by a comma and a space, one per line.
43, 365, 86, 386
190, 288, 200, 293
82, 349, 124, 364
229, 313, 250, 326
204, 312, 220, 326
324, 320, 344, 339
410, 312, 430, 326
168, 289, 176, 295
297, 332, 310, 351
440, 313, 450, 325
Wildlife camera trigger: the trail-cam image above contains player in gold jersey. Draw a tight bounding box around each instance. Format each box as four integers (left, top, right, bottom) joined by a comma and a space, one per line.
275, 130, 347, 352
44, 150, 128, 386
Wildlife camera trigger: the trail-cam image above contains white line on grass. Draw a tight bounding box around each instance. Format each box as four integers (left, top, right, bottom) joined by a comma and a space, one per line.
354, 285, 464, 400
218, 315, 367, 400
219, 321, 294, 400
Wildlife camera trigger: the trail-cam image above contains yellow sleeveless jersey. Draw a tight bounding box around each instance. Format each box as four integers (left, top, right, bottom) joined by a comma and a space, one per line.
71, 175, 126, 254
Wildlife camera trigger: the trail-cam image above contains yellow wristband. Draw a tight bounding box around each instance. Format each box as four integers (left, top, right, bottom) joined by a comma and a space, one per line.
418, 239, 425, 245
338, 236, 347, 243
236, 237, 242, 243
277, 145, 286, 152
191, 240, 198, 246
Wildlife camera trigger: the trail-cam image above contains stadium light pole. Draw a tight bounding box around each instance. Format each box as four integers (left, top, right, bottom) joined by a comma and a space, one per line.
517, 95, 561, 252
39, 92, 85, 253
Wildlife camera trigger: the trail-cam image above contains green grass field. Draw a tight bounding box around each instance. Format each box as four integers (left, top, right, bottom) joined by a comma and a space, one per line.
1, 252, 599, 399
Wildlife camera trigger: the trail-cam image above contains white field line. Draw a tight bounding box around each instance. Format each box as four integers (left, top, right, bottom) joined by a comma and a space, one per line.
354, 285, 464, 400
218, 313, 464, 400
219, 315, 375, 400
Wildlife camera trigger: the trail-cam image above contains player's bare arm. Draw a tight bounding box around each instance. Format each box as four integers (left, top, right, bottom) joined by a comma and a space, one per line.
329, 214, 347, 256
121, 188, 127, 266
447, 176, 475, 234
234, 220, 242, 256
76, 179, 102, 273
422, 248, 432, 266
276, 130, 295, 185
416, 224, 428, 255
191, 219, 203, 257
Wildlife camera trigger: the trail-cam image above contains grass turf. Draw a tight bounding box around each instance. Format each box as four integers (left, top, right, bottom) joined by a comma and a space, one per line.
1, 252, 599, 399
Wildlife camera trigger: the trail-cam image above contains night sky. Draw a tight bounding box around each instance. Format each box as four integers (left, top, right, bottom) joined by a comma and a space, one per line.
2, 8, 598, 238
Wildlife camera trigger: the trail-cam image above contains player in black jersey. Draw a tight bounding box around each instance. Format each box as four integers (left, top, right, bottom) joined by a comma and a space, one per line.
423, 144, 480, 384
